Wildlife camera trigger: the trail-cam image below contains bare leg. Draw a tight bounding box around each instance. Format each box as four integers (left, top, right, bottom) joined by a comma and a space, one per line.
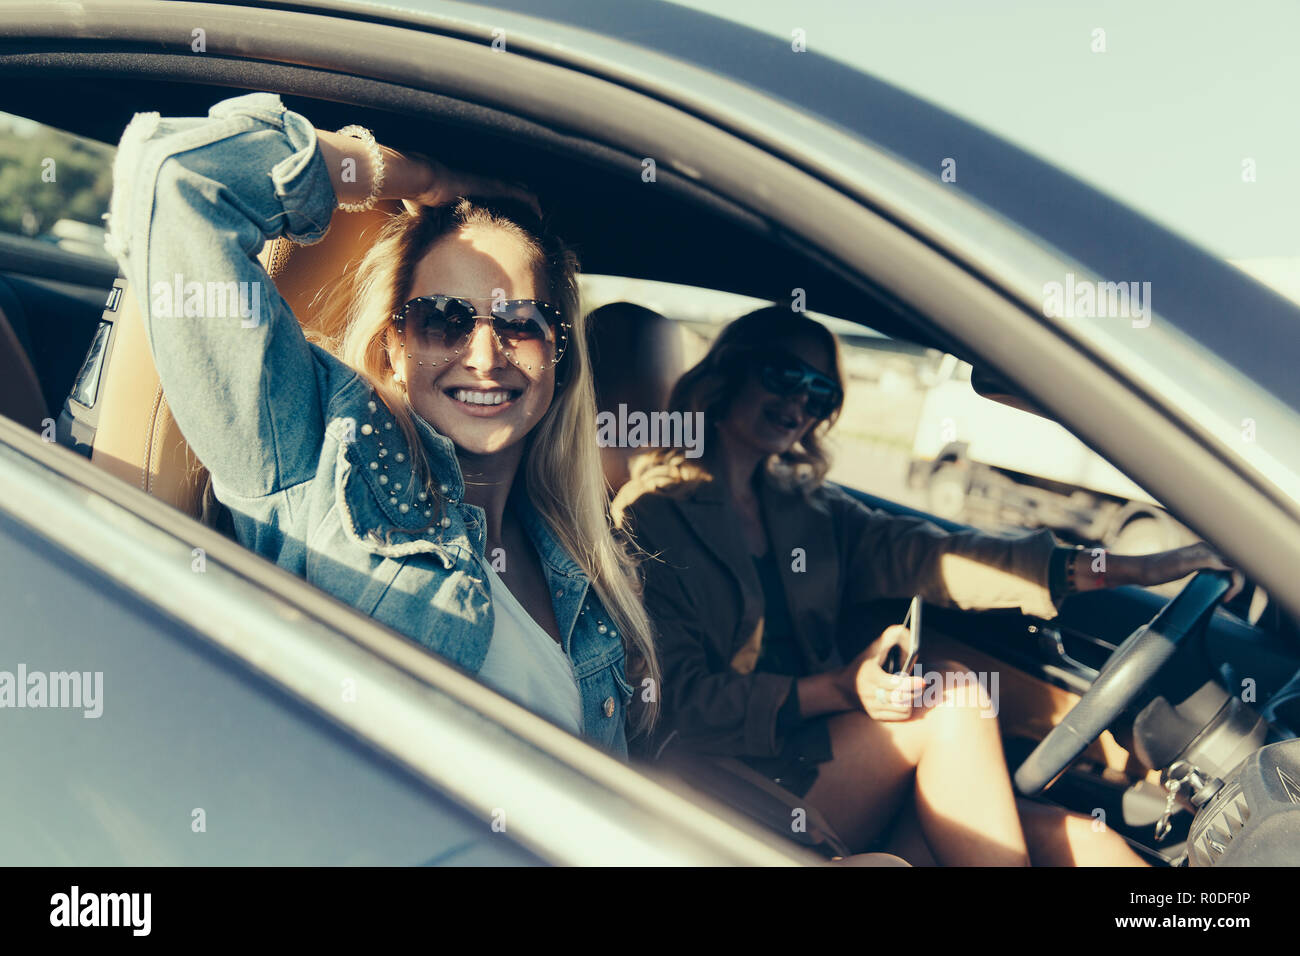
883, 789, 1147, 866
803, 662, 1029, 866
1016, 798, 1150, 866
880, 797, 939, 866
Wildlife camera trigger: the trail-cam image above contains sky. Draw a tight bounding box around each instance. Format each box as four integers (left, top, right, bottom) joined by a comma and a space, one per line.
671, 0, 1300, 296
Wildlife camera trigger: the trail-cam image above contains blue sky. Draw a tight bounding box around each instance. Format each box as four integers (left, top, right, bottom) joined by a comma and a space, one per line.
673, 0, 1298, 270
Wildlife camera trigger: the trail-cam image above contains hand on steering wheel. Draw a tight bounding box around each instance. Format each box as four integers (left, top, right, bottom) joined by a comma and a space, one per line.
1014, 570, 1234, 796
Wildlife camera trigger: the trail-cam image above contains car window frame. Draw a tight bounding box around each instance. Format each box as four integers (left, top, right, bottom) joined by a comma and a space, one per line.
8, 0, 1300, 800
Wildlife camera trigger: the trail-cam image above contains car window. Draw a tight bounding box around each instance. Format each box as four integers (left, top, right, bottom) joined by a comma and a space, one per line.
598, 272, 1204, 583
0, 110, 115, 260
836, 339, 1203, 589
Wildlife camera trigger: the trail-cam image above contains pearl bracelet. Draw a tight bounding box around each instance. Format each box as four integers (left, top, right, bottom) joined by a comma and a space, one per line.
335, 124, 385, 213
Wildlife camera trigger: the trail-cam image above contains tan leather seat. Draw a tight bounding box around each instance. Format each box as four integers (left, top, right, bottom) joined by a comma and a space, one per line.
0, 302, 49, 432
89, 202, 399, 520
587, 301, 690, 493
90, 281, 209, 515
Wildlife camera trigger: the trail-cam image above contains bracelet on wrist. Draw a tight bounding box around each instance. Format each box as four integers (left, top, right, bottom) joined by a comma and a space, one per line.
335, 125, 386, 213
1072, 546, 1109, 591
1049, 545, 1079, 600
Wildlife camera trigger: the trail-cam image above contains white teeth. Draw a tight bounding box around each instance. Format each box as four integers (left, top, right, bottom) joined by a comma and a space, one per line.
452, 389, 512, 406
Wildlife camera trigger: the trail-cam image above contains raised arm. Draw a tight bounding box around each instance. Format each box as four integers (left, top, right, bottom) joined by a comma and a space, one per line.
106, 92, 342, 500
105, 92, 535, 504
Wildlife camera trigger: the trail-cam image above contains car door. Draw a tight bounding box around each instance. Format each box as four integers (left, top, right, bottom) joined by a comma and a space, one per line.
0, 502, 543, 866
0, 409, 815, 865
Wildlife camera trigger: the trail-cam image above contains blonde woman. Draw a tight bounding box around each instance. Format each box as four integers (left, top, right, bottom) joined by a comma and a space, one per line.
614, 308, 1237, 863
106, 92, 656, 754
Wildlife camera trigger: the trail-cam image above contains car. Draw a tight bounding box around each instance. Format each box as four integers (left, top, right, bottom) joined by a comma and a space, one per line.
2, 0, 1299, 867
38, 219, 114, 261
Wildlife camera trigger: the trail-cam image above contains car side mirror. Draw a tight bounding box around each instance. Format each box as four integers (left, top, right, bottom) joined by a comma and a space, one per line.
969, 365, 1055, 421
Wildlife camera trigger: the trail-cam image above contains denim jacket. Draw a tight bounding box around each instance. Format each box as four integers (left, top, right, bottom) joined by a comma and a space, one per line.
105, 92, 634, 756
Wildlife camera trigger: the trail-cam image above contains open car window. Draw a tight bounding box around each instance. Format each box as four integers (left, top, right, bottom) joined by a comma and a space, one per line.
598, 274, 1252, 609
0, 110, 115, 261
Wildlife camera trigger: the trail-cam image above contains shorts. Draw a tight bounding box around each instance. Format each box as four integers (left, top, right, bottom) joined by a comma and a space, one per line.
739, 715, 835, 798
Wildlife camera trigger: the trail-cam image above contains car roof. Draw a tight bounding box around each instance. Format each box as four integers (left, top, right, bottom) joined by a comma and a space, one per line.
246, 0, 1300, 414
9, 0, 1300, 413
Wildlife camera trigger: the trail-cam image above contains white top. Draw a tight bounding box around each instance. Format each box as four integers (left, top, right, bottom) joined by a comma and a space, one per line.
476, 564, 583, 736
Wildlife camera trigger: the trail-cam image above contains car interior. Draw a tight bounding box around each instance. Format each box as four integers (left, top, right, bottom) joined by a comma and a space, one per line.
4, 68, 1300, 866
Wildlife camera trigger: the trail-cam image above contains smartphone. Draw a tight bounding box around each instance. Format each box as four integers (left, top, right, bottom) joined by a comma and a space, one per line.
881, 595, 922, 675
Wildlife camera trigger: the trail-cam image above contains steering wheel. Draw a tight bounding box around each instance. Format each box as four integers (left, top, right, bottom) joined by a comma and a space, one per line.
1014, 570, 1233, 796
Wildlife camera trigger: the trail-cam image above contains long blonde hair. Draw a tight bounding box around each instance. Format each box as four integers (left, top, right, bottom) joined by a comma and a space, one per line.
626, 307, 845, 499
320, 199, 659, 732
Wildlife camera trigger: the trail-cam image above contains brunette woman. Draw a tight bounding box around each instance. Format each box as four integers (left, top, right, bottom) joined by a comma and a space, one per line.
614, 307, 1236, 863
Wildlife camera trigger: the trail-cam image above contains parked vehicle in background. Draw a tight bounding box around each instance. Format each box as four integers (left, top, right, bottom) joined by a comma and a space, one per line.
38, 218, 112, 260
910, 353, 1199, 557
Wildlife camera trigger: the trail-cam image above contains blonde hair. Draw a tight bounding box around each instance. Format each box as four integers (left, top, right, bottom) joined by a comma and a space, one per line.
626, 307, 845, 499
320, 199, 659, 733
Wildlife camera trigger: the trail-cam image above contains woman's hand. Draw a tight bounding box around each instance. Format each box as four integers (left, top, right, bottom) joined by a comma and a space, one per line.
316, 130, 539, 215
838, 625, 924, 721
402, 151, 540, 215
1130, 542, 1245, 600
1082, 541, 1244, 601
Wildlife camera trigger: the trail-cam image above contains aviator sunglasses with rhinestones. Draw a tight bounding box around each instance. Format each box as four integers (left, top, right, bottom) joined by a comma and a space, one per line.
393, 295, 569, 372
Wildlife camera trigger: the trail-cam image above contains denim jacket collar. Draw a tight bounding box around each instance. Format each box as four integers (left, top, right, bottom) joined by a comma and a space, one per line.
512, 487, 585, 581
409, 408, 465, 504
336, 379, 589, 586
330, 379, 478, 563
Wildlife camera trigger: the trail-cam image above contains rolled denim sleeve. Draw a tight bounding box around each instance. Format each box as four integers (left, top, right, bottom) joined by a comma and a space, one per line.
105, 92, 339, 499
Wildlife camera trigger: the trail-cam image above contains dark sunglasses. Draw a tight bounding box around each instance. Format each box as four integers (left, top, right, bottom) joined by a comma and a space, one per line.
393, 295, 570, 369
756, 352, 842, 419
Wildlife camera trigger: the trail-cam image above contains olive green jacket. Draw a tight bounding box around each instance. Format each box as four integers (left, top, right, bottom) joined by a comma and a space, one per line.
614, 467, 1060, 759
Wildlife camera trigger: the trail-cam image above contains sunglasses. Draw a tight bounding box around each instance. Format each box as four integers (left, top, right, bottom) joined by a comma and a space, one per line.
393, 295, 569, 371
756, 352, 842, 419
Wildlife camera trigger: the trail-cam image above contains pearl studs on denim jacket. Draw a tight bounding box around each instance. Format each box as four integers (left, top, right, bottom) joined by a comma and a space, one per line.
362, 392, 440, 523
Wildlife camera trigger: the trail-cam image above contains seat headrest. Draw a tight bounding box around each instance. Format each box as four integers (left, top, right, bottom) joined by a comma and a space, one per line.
587, 301, 690, 492
260, 201, 402, 338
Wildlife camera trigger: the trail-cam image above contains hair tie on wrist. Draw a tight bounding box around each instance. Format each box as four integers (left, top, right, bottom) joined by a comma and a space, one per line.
335, 125, 385, 213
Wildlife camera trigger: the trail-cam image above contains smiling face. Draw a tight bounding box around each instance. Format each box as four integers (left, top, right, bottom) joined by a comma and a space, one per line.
716, 333, 838, 459
386, 223, 557, 459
